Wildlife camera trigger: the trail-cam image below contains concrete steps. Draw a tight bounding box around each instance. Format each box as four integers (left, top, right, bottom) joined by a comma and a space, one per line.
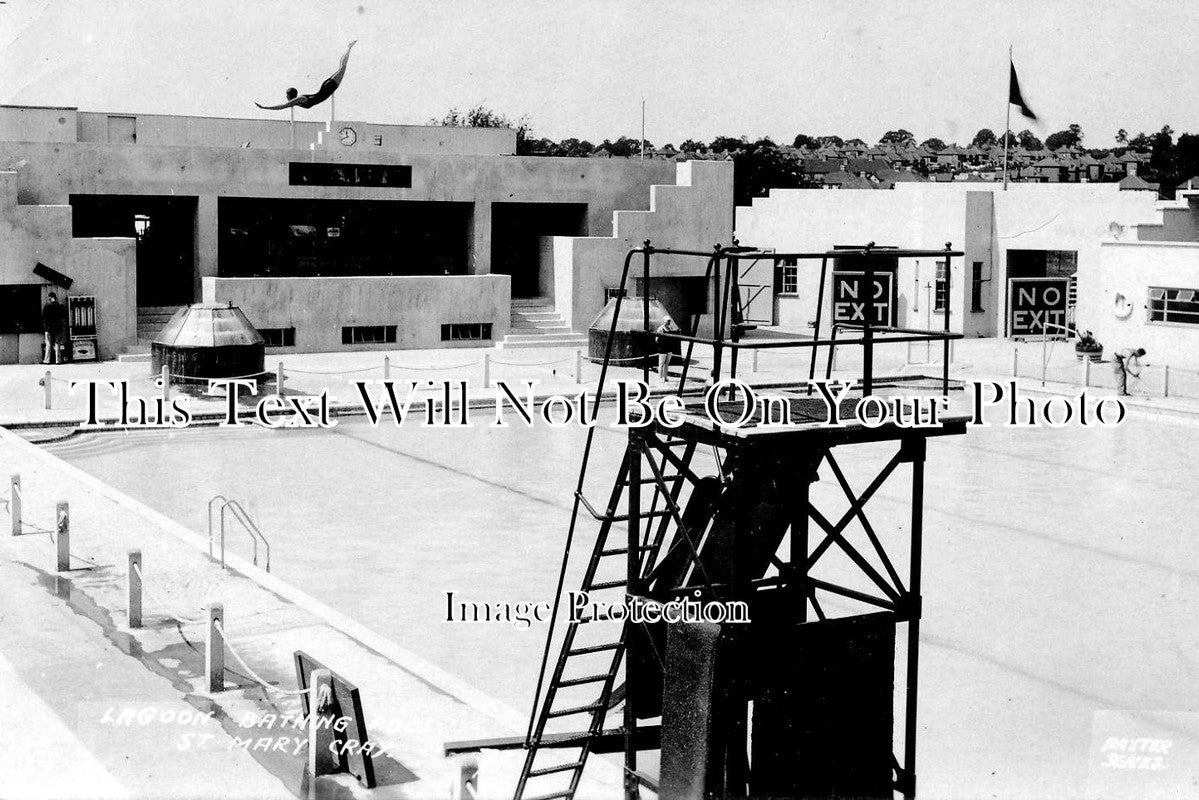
497, 299, 587, 349
135, 305, 185, 342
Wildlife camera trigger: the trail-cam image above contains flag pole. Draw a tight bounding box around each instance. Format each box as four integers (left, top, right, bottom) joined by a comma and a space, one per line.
1003, 45, 1012, 191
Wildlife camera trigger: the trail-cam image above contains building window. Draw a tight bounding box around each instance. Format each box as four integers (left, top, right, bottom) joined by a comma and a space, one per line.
0, 285, 43, 334
1149, 287, 1199, 325
290, 162, 412, 188
779, 258, 798, 295
971, 261, 984, 312
342, 325, 398, 344
441, 323, 493, 341
934, 261, 947, 311
259, 327, 296, 347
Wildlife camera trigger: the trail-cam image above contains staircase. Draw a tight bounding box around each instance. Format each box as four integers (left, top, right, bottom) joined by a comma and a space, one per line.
137, 305, 185, 343
497, 298, 587, 350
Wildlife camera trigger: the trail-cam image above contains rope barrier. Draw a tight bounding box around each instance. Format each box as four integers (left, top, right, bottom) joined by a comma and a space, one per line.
488, 356, 574, 367
284, 365, 381, 375
131, 562, 207, 625
169, 371, 266, 383
387, 360, 481, 371
212, 620, 314, 696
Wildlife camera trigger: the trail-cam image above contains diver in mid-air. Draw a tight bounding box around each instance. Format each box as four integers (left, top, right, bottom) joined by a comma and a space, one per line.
256, 41, 356, 110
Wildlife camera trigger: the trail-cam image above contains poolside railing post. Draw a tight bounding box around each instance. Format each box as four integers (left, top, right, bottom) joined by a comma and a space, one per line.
453, 757, 479, 800
1082, 356, 1091, 387
575, 349, 582, 385
276, 362, 285, 396
127, 550, 142, 628
752, 348, 759, 374
1164, 364, 1170, 398
43, 370, 51, 410
1012, 347, 1018, 377
383, 355, 390, 382
206, 603, 224, 692
483, 353, 491, 389
56, 501, 70, 572
307, 668, 338, 778
9, 474, 20, 536
160, 365, 170, 405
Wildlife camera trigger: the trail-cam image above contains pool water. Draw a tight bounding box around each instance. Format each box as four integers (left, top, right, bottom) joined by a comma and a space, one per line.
45, 409, 1199, 800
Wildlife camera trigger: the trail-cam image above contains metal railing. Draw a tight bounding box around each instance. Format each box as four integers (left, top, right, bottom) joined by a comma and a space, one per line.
206, 494, 271, 572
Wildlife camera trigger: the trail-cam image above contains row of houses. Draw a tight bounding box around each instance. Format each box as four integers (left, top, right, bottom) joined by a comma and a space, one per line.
592, 138, 1162, 190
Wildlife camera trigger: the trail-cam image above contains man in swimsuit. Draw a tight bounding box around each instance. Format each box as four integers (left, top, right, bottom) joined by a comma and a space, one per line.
256, 41, 356, 110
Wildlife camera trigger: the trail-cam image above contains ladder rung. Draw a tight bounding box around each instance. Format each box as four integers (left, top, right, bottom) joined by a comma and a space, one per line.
588, 579, 627, 591
524, 792, 574, 800
569, 641, 622, 655
547, 702, 604, 719
528, 760, 586, 778
606, 510, 672, 523
624, 476, 681, 485
558, 673, 609, 687
536, 730, 592, 746
599, 546, 650, 557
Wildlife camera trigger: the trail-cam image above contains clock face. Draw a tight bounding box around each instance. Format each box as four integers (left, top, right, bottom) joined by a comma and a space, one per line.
339, 126, 357, 146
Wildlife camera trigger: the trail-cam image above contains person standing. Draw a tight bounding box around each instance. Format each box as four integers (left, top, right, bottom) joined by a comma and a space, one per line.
655, 316, 679, 382
41, 292, 68, 364
1113, 347, 1146, 396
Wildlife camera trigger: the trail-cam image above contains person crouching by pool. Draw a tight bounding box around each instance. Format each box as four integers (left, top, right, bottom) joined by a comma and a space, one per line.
41, 292, 68, 364
1113, 347, 1146, 397
655, 316, 679, 382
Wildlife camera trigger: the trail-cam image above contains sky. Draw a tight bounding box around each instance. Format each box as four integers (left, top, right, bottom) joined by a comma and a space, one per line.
2, 0, 1197, 148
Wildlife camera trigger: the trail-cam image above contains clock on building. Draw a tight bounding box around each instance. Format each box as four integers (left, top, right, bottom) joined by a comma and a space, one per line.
339, 126, 357, 146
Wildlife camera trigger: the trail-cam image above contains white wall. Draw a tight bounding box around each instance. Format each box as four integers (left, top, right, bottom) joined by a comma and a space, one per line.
1089, 241, 1199, 367
735, 183, 1163, 338
203, 274, 510, 353
548, 160, 734, 330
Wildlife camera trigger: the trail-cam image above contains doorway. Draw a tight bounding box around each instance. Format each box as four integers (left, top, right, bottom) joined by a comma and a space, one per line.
70, 194, 197, 308
491, 203, 587, 299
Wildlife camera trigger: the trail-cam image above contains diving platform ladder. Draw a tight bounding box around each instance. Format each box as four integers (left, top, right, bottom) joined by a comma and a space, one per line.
515, 434, 699, 800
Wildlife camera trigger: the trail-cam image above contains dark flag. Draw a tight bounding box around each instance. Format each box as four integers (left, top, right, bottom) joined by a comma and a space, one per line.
1009, 60, 1037, 121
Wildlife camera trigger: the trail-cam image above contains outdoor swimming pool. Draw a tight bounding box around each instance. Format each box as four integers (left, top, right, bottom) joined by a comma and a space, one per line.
42, 408, 1199, 800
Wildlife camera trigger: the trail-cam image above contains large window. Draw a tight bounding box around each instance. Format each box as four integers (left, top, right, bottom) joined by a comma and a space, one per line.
342, 325, 397, 344
1149, 287, 1199, 325
934, 261, 947, 311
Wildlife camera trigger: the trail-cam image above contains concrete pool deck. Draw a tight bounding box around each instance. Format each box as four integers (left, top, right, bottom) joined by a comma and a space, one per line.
0, 426, 623, 799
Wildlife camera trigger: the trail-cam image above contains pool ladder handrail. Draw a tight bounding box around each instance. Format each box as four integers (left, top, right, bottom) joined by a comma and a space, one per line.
206, 494, 271, 572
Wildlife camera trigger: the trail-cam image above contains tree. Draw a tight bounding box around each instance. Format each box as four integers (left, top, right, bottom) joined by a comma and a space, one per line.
845, 138, 867, 147
1016, 129, 1042, 150
970, 128, 998, 148
1128, 131, 1154, 151
1115, 128, 1129, 145
1045, 123, 1084, 150
792, 133, 819, 149
679, 139, 706, 153
880, 129, 915, 145
556, 138, 594, 158
817, 135, 844, 147
430, 104, 534, 154
920, 137, 946, 151
708, 135, 745, 154
1150, 125, 1176, 179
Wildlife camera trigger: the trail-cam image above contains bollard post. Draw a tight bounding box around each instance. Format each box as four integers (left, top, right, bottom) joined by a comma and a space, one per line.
276, 361, 285, 396
383, 355, 390, 382
1164, 364, 1170, 398
160, 364, 170, 405
56, 501, 70, 572
575, 349, 582, 385
483, 353, 491, 389
752, 348, 760, 373
452, 757, 479, 800
1083, 356, 1091, 387
308, 668, 338, 779
9, 474, 20, 536
206, 603, 224, 692
127, 550, 142, 628
43, 370, 52, 410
